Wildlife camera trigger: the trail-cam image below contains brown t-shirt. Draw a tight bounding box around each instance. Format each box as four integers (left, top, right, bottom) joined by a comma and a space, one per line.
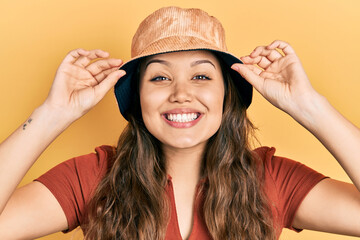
35, 145, 327, 239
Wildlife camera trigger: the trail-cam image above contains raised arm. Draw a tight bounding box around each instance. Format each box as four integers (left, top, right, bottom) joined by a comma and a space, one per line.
231, 40, 360, 236
0, 49, 125, 238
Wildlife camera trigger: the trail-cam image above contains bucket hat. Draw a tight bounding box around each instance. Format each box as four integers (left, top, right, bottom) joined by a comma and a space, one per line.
115, 6, 252, 120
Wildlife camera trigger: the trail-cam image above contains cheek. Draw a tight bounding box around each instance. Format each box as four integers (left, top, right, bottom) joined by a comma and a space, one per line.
201, 85, 225, 114
139, 88, 167, 122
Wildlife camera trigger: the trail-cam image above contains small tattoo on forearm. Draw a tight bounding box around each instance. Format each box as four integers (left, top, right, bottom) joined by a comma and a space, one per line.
23, 118, 33, 130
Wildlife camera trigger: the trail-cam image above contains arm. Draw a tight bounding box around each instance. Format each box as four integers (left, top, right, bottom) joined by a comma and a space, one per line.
0, 49, 125, 238
231, 40, 360, 236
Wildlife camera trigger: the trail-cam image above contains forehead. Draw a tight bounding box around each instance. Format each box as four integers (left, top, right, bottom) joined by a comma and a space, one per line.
141, 50, 221, 67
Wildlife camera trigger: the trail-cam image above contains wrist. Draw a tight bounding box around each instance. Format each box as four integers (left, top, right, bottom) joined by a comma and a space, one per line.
33, 102, 77, 132
288, 89, 329, 130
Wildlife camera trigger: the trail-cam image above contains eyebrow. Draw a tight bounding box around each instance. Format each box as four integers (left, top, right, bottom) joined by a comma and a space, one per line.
145, 59, 171, 69
190, 59, 216, 69
144, 58, 216, 70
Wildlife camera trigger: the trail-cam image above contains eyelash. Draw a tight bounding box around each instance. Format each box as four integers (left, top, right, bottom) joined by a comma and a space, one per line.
150, 75, 211, 81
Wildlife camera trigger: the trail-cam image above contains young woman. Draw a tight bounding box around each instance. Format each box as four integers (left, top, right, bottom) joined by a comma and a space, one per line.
0, 6, 359, 240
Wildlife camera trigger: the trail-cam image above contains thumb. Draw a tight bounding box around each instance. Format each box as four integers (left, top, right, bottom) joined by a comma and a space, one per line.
94, 69, 126, 102
231, 63, 264, 92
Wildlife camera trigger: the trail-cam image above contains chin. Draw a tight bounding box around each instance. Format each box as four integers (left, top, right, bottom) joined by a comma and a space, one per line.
162, 138, 207, 150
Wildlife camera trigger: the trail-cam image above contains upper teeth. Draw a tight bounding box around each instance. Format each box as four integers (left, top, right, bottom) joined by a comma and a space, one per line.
166, 113, 199, 122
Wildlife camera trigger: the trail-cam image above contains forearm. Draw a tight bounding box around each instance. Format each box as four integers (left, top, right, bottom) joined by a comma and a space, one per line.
0, 103, 74, 214
292, 91, 360, 190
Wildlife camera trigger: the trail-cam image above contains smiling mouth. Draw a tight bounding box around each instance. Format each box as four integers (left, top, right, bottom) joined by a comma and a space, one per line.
163, 113, 201, 123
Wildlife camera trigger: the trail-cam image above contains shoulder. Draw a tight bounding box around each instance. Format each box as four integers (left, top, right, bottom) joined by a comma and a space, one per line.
252, 146, 310, 177
251, 146, 327, 203
252, 146, 276, 163
34, 145, 117, 232
252, 146, 326, 186
71, 145, 116, 176
70, 145, 116, 188
252, 146, 328, 231
36, 144, 116, 191
47, 145, 116, 182
72, 145, 116, 166
35, 144, 117, 203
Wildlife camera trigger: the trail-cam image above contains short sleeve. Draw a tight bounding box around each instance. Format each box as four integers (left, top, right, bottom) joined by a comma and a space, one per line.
254, 146, 328, 233
34, 145, 115, 232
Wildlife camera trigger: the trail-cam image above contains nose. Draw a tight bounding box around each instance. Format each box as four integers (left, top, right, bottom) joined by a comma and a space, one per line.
169, 81, 193, 103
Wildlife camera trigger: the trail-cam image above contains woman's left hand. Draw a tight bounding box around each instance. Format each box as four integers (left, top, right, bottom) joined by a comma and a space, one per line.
233, 41, 360, 237
231, 40, 316, 116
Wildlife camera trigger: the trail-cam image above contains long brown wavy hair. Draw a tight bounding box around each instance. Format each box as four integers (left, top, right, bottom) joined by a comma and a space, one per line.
84, 55, 276, 240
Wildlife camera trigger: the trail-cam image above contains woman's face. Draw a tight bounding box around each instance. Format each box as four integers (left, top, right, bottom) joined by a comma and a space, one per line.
139, 50, 225, 151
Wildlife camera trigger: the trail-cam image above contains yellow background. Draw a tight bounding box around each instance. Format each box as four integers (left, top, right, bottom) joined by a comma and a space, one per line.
0, 0, 359, 239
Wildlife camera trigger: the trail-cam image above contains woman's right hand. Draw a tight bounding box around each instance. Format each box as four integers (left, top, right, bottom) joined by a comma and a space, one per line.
44, 48, 126, 120
0, 49, 126, 238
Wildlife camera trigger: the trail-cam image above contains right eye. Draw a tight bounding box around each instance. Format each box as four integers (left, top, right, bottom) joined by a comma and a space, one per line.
150, 76, 169, 81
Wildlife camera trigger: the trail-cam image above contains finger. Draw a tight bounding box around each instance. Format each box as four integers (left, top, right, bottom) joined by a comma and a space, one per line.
93, 70, 126, 103
86, 58, 123, 76
241, 55, 272, 70
250, 46, 283, 61
243, 64, 263, 75
259, 71, 276, 80
73, 49, 110, 67
236, 61, 262, 75
231, 63, 264, 92
94, 66, 121, 82
241, 55, 260, 64
62, 48, 90, 64
250, 46, 266, 58
266, 40, 295, 55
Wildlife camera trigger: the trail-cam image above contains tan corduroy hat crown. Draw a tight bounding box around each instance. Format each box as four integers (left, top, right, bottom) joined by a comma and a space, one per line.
115, 6, 252, 119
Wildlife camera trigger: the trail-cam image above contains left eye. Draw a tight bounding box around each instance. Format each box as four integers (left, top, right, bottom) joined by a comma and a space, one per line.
193, 75, 211, 80
151, 76, 169, 81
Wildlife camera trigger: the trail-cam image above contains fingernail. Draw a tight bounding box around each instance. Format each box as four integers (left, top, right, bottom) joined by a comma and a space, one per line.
118, 70, 126, 76
231, 65, 240, 71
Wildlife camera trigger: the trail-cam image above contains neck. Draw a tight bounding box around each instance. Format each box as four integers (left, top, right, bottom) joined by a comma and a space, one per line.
164, 143, 205, 186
